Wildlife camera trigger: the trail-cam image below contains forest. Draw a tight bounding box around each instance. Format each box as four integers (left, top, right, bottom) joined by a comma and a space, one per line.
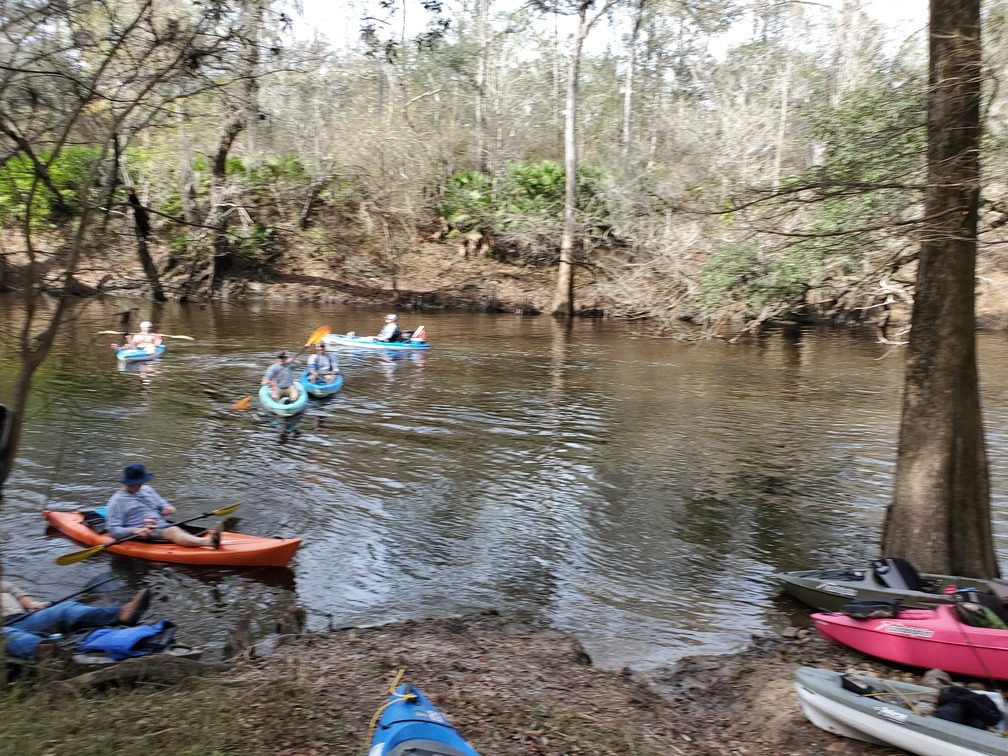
2, 0, 1007, 335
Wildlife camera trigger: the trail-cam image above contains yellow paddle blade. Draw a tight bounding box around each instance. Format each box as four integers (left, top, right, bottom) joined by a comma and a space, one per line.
211, 503, 241, 517
305, 326, 331, 346
55, 544, 108, 566
232, 395, 254, 410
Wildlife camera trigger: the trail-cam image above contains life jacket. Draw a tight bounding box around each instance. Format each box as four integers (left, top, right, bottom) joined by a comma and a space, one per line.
77, 620, 176, 660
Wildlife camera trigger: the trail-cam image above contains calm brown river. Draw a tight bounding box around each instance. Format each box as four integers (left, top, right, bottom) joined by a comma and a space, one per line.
4, 296, 1008, 669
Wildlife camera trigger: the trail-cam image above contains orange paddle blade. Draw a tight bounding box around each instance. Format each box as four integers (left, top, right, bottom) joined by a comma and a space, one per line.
232, 395, 254, 410
305, 326, 331, 346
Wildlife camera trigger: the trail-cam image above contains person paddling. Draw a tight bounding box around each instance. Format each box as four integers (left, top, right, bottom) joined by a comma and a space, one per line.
374, 313, 401, 342
262, 350, 300, 402
112, 321, 163, 354
307, 341, 340, 384
105, 464, 221, 548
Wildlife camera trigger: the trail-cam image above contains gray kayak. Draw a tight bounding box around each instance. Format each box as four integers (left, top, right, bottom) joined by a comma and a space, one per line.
777, 557, 991, 611
795, 666, 1008, 755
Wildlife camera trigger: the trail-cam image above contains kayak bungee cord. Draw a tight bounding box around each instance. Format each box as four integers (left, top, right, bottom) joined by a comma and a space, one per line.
365, 668, 417, 751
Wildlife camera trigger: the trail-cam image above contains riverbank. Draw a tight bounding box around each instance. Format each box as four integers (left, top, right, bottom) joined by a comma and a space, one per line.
3, 610, 905, 755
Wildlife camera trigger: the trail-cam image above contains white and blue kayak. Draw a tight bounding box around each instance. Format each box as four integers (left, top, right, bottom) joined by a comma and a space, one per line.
299, 369, 344, 399
257, 381, 308, 416
369, 682, 480, 756
116, 344, 165, 363
323, 327, 430, 351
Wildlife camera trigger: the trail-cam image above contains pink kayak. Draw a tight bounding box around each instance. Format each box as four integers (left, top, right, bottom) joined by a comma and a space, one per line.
812, 604, 1008, 680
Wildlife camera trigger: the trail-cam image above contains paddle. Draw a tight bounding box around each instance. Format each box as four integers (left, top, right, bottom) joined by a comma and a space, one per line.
232, 325, 331, 410
4, 572, 120, 626
98, 331, 194, 341
55, 503, 240, 565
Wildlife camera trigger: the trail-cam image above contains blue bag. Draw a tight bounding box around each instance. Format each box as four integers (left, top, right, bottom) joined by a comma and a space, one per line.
77, 620, 176, 660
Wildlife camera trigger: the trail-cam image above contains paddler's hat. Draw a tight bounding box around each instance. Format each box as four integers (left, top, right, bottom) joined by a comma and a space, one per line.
120, 463, 154, 485
140, 321, 153, 330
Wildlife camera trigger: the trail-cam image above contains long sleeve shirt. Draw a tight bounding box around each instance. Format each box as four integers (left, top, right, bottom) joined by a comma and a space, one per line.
105, 485, 171, 539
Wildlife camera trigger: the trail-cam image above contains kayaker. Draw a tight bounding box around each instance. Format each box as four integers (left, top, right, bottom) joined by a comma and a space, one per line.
105, 464, 222, 549
2, 581, 150, 660
262, 350, 300, 402
307, 342, 340, 384
111, 321, 163, 354
374, 313, 401, 342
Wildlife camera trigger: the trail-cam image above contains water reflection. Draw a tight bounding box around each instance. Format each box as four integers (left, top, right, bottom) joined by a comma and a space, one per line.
5, 296, 1008, 670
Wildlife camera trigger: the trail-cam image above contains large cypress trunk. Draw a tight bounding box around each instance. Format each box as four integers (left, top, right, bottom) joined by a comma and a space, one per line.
881, 0, 997, 577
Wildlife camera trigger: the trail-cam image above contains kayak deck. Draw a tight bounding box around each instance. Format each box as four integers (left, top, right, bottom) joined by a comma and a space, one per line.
258, 381, 309, 416
299, 368, 344, 398
43, 510, 301, 567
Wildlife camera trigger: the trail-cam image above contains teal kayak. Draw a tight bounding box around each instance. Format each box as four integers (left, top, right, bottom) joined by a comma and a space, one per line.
116, 344, 165, 362
369, 682, 479, 756
299, 369, 344, 398
257, 381, 308, 416
323, 333, 430, 350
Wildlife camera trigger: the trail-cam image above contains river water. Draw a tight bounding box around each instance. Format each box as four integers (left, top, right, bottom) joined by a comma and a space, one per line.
3, 296, 1008, 670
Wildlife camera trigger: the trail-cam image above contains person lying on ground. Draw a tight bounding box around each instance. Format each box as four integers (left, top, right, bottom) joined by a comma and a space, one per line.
105, 463, 221, 548
2, 581, 150, 660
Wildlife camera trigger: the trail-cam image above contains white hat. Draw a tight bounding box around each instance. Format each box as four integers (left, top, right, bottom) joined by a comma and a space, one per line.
385, 314, 397, 322
140, 321, 153, 329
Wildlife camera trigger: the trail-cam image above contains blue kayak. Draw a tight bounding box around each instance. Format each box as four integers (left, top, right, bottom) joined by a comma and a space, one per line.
323, 333, 431, 351
116, 344, 165, 362
369, 683, 480, 756
257, 381, 308, 416
299, 368, 344, 399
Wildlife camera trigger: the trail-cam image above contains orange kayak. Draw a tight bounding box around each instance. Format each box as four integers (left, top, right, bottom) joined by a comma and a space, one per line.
44, 510, 301, 568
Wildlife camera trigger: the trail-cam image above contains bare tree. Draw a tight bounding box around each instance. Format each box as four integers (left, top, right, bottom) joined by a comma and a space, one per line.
881, 0, 996, 576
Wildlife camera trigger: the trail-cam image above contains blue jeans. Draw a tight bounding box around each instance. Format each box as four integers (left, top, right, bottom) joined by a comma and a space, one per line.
3, 601, 120, 659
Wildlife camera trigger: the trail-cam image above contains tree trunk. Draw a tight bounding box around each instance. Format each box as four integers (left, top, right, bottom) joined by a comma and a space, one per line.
622, 0, 644, 159
550, 8, 589, 318
475, 0, 490, 173
881, 0, 996, 577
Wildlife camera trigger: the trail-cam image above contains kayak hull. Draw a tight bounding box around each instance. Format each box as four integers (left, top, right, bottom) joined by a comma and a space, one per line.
258, 381, 309, 416
795, 666, 1008, 755
323, 334, 430, 350
43, 510, 301, 567
299, 369, 344, 398
777, 565, 988, 611
117, 344, 165, 362
812, 604, 1008, 680
369, 683, 480, 756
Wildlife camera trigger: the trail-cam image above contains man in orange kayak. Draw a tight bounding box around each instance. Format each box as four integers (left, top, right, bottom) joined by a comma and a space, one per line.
105, 464, 221, 548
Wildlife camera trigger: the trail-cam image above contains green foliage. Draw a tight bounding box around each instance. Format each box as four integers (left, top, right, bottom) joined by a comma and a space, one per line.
508, 161, 565, 213
0, 146, 102, 226
438, 162, 611, 247
696, 243, 809, 318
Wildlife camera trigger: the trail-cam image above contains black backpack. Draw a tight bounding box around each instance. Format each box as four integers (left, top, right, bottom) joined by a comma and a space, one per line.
935, 685, 1002, 729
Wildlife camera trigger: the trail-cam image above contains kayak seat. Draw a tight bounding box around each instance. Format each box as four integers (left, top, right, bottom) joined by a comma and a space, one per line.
872, 557, 928, 592
81, 510, 107, 534
977, 591, 1008, 626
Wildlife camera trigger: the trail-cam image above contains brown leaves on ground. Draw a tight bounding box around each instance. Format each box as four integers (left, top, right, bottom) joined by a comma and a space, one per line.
216, 610, 899, 755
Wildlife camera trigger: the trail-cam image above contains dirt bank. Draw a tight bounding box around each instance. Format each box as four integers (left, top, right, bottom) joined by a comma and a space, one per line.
222, 611, 901, 755
4, 609, 914, 754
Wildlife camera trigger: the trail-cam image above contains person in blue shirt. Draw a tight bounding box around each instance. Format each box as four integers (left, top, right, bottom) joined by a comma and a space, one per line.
262, 350, 300, 402
375, 313, 401, 342
106, 464, 221, 548
306, 342, 340, 384
2, 581, 150, 660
